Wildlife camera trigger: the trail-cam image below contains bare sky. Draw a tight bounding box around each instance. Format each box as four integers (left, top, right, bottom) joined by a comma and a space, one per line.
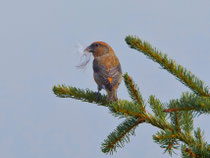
0, 0, 209, 158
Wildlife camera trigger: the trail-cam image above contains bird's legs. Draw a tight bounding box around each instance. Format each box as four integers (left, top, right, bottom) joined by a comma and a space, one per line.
96, 85, 102, 101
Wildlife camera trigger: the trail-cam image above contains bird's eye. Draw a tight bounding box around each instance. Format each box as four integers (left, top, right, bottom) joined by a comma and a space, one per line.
94, 43, 99, 47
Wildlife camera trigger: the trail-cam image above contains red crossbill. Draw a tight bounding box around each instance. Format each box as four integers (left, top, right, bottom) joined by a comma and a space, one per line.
84, 41, 122, 102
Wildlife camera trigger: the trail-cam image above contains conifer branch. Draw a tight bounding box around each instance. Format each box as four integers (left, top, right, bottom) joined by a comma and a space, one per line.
108, 100, 145, 118
148, 95, 167, 121
53, 85, 108, 106
185, 148, 197, 158
123, 73, 146, 113
101, 117, 145, 154
164, 107, 195, 113
181, 145, 197, 158
180, 128, 210, 158
166, 92, 210, 115
125, 35, 210, 97
53, 85, 144, 119
153, 130, 179, 156
52, 84, 173, 132
153, 124, 195, 150
182, 111, 194, 135
123, 73, 179, 132
175, 112, 181, 133
154, 128, 210, 157
52, 81, 209, 156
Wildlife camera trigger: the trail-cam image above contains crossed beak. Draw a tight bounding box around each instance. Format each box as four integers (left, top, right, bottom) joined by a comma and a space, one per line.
84, 46, 92, 52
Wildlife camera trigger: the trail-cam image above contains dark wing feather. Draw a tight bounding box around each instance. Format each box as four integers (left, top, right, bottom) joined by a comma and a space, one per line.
93, 59, 122, 91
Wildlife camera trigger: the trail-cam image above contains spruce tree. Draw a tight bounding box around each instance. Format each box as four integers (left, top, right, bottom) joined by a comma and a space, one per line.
53, 35, 210, 157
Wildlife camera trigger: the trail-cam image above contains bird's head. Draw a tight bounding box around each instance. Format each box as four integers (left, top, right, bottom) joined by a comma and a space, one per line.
84, 41, 114, 57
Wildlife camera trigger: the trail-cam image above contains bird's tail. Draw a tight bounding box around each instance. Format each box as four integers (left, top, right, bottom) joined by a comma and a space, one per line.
106, 89, 118, 102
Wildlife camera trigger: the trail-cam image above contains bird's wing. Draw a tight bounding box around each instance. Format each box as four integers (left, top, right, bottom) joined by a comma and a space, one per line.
93, 59, 122, 91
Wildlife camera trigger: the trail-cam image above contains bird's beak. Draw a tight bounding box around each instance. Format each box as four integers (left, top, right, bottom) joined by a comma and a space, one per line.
84, 46, 92, 53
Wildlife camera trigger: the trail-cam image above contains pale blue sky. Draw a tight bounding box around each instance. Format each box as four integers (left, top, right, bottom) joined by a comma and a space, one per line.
0, 0, 209, 158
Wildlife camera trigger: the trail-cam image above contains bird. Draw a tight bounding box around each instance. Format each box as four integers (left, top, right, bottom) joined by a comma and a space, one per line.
84, 41, 122, 102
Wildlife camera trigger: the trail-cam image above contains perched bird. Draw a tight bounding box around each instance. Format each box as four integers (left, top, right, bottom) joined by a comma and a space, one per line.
84, 41, 122, 102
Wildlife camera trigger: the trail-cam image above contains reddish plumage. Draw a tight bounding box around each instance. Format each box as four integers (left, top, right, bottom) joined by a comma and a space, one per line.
84, 41, 122, 102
